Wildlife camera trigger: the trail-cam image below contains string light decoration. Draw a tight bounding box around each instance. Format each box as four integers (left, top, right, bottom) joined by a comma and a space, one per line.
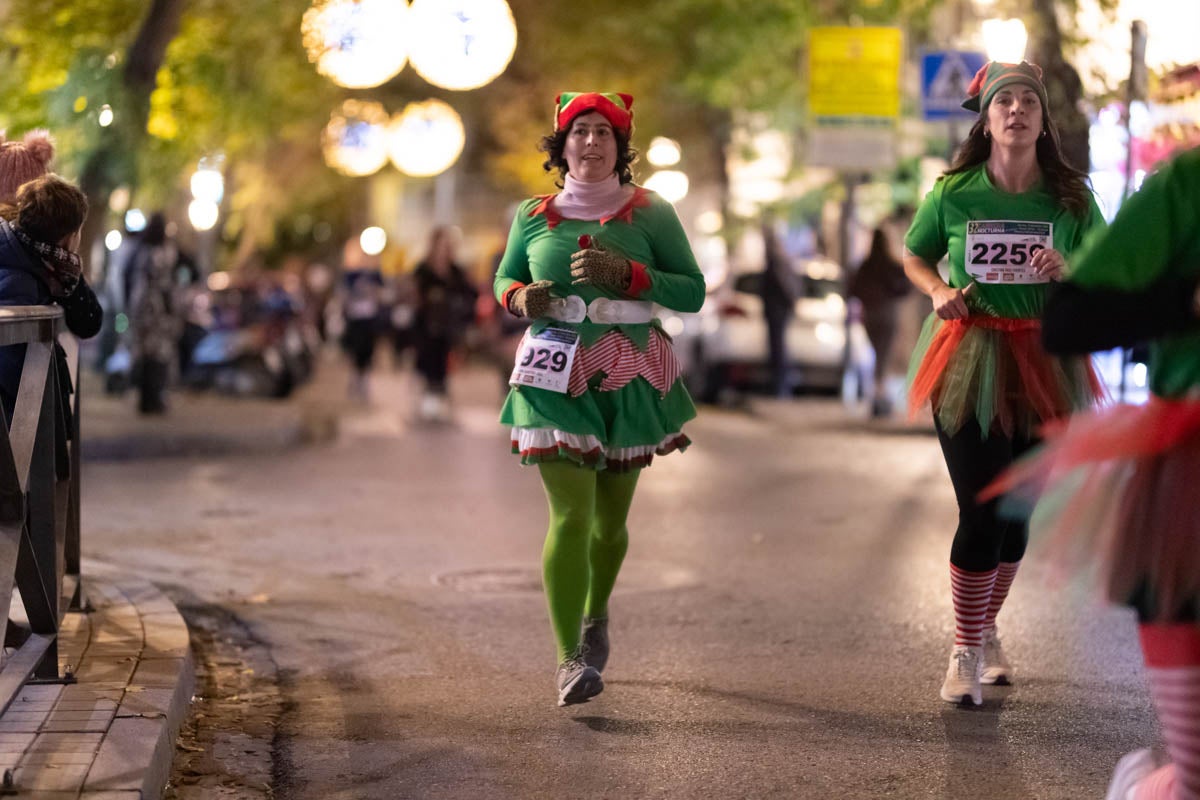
323, 99, 392, 176
302, 0, 409, 89
387, 99, 466, 177
406, 0, 517, 91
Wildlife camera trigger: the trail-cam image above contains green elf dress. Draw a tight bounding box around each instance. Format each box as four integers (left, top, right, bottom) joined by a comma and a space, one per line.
494, 185, 705, 471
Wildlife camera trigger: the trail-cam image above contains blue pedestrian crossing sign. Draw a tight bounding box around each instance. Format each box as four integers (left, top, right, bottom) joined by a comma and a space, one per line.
922, 51, 987, 120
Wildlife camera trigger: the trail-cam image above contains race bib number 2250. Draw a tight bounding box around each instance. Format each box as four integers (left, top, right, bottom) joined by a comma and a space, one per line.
965, 220, 1053, 284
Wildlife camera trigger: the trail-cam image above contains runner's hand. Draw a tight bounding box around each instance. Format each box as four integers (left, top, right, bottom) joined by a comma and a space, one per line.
570, 246, 632, 290
1031, 247, 1066, 280
932, 282, 976, 320
507, 280, 555, 318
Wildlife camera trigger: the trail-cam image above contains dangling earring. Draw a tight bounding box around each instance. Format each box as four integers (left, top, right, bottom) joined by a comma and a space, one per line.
1040, 129, 1048, 138
984, 128, 991, 139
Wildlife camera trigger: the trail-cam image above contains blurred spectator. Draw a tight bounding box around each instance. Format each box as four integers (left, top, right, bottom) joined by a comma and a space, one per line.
299, 260, 335, 342
126, 213, 183, 414
849, 225, 911, 417
760, 220, 798, 397
411, 226, 478, 421
0, 173, 101, 424
340, 236, 386, 402
388, 272, 416, 369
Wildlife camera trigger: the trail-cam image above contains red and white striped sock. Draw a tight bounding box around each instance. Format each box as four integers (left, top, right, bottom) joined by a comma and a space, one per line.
950, 564, 997, 648
1138, 624, 1200, 800
983, 560, 1021, 633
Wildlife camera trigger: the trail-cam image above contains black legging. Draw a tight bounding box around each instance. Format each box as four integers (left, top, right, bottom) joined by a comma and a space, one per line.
415, 336, 452, 394
935, 417, 1037, 572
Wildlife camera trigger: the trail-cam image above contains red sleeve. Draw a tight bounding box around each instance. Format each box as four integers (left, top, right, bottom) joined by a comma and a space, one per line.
626, 261, 651, 297
501, 281, 526, 314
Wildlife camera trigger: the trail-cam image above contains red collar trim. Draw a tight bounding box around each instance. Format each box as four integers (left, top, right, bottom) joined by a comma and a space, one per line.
528, 194, 563, 229
527, 186, 652, 230
601, 186, 652, 225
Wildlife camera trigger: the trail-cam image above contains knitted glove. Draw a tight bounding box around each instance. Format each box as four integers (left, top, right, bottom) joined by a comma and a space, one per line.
506, 279, 555, 318
570, 246, 631, 290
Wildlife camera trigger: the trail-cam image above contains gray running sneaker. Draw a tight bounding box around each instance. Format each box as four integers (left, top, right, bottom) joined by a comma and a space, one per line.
556, 655, 603, 707
581, 617, 609, 673
981, 626, 1013, 685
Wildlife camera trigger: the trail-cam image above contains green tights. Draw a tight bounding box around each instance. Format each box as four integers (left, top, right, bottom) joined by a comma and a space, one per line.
538, 461, 640, 663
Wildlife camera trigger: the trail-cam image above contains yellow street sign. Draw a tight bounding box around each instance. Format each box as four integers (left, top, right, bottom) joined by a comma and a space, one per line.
809, 27, 903, 119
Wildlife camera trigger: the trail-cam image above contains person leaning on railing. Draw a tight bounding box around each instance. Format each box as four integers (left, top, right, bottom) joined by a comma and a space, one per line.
0, 174, 102, 423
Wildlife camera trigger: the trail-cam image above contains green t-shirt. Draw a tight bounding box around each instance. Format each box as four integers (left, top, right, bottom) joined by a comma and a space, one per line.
1068, 147, 1200, 398
905, 163, 1105, 319
493, 187, 705, 346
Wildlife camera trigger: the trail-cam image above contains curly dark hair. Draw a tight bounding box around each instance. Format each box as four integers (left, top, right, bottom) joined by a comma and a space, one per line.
11, 174, 88, 245
538, 125, 638, 188
946, 107, 1093, 218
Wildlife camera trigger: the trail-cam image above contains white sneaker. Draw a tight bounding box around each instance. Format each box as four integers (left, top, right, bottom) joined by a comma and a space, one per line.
981, 627, 1013, 685
419, 393, 442, 422
940, 645, 983, 706
1104, 748, 1157, 800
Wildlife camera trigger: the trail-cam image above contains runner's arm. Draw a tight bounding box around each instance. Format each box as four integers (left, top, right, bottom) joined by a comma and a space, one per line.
1042, 275, 1200, 355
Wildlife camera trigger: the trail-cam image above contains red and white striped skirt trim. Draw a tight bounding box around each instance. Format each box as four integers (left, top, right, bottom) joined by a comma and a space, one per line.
567, 328, 681, 397
511, 427, 690, 472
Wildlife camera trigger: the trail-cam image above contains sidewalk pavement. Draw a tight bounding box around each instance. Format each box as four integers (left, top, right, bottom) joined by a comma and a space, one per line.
0, 358, 349, 797
0, 566, 192, 798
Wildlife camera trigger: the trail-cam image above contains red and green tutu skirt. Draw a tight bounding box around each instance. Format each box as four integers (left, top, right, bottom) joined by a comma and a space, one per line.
502, 326, 694, 472
907, 313, 1105, 438
985, 397, 1200, 621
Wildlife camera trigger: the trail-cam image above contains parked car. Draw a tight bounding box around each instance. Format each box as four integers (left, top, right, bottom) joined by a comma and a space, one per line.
662, 256, 871, 402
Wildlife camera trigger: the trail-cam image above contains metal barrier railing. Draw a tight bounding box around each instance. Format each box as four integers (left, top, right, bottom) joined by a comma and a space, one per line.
0, 306, 82, 711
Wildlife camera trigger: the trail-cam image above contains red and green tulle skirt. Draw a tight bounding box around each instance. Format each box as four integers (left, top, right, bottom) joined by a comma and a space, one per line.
907, 313, 1105, 438
984, 397, 1200, 621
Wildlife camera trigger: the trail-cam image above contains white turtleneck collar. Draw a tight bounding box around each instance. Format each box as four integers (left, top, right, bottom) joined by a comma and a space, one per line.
553, 173, 633, 221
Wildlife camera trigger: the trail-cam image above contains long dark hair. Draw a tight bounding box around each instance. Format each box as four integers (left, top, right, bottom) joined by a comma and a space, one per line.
538, 126, 638, 188
946, 109, 1092, 218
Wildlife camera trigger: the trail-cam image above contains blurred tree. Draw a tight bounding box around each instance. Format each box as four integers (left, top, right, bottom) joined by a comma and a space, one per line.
1028, 0, 1091, 172
0, 0, 182, 273
0, 0, 347, 273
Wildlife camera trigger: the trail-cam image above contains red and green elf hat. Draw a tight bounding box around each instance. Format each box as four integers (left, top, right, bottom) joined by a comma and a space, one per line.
961, 61, 1048, 113
554, 92, 634, 136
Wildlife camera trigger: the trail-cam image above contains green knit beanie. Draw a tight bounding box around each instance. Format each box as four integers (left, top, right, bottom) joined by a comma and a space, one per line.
961, 61, 1048, 114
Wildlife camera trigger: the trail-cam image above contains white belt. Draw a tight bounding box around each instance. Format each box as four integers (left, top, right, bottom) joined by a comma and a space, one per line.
542, 296, 654, 324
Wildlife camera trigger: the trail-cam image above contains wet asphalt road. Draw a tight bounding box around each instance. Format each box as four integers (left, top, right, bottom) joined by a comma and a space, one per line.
83, 365, 1158, 799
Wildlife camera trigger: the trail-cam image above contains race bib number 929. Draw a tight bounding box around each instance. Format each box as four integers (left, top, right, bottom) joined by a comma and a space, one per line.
509, 328, 579, 394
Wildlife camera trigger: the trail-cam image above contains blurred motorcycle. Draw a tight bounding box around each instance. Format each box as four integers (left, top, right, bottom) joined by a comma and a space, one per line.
186, 285, 318, 399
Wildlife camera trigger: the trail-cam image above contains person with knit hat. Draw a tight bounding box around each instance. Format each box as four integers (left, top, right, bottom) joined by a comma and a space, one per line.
0, 130, 55, 203
493, 92, 704, 706
901, 61, 1106, 706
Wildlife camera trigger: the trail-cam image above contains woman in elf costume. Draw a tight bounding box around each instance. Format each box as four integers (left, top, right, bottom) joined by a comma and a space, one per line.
986, 146, 1200, 800
902, 61, 1106, 706
493, 92, 704, 707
